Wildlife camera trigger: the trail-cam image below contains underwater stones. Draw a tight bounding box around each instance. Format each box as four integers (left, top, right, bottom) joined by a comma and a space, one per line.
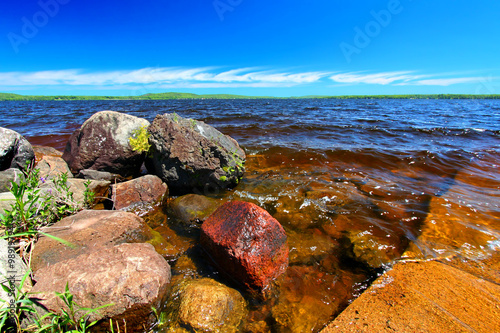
146, 113, 245, 194
0, 127, 35, 171
31, 210, 154, 271
347, 231, 399, 269
169, 193, 221, 229
32, 243, 171, 333
200, 201, 288, 291
62, 110, 150, 177
110, 174, 168, 211
165, 278, 247, 333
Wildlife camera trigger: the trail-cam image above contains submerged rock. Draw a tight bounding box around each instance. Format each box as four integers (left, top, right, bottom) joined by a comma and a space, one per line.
169, 193, 221, 230
200, 201, 288, 291
62, 110, 150, 177
146, 113, 245, 194
164, 278, 247, 333
32, 243, 171, 333
110, 174, 168, 211
0, 127, 35, 171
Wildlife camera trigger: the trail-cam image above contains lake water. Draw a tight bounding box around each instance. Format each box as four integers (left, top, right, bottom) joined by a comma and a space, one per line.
1, 99, 499, 332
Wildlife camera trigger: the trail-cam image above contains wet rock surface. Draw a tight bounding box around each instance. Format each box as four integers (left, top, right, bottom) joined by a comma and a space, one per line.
0, 127, 35, 171
146, 113, 245, 194
31, 210, 155, 271
200, 201, 288, 291
110, 174, 168, 211
164, 278, 247, 333
62, 111, 150, 177
169, 193, 221, 230
32, 243, 171, 333
322, 260, 500, 333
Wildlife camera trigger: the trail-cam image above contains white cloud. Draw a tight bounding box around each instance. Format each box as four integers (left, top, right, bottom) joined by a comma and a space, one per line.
330, 71, 495, 87
413, 77, 485, 86
330, 71, 428, 85
0, 67, 328, 88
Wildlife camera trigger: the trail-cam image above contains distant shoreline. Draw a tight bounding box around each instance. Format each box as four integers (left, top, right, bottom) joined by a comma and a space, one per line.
1, 92, 500, 101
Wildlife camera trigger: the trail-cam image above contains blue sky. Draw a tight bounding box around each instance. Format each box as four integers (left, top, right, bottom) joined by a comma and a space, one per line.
1, 0, 499, 96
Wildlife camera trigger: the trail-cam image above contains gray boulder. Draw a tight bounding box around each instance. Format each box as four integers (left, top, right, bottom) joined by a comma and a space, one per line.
0, 127, 35, 171
146, 114, 245, 194
0, 168, 24, 192
62, 111, 150, 177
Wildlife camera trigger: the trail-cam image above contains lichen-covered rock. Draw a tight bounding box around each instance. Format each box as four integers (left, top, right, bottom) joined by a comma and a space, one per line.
31, 210, 154, 271
0, 127, 35, 171
31, 243, 171, 333
200, 201, 288, 291
110, 174, 168, 211
62, 111, 150, 177
146, 113, 245, 194
165, 278, 247, 333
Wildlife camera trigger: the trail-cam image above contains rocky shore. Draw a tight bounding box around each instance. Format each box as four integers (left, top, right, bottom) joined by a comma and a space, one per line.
1, 110, 499, 332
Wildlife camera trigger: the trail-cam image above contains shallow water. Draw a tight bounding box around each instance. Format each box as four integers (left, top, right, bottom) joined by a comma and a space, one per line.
1, 99, 499, 332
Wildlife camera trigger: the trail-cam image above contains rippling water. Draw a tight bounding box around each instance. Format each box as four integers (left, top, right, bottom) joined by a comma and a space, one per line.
1, 99, 499, 332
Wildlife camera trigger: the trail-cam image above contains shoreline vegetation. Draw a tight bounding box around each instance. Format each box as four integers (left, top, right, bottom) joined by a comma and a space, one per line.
1, 92, 500, 101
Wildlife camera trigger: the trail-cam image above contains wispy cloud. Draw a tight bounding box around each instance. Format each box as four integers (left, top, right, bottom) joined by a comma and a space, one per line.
330, 71, 495, 87
0, 67, 329, 88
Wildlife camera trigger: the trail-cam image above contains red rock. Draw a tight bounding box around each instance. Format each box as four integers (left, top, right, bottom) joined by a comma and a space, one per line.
200, 201, 288, 291
110, 174, 168, 211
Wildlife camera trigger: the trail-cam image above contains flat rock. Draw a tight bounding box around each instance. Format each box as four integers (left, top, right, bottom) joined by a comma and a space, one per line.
110, 174, 168, 211
321, 260, 500, 332
31, 243, 171, 332
200, 201, 288, 291
62, 110, 150, 177
33, 145, 62, 163
31, 210, 154, 271
76, 169, 122, 182
0, 127, 35, 171
146, 113, 245, 194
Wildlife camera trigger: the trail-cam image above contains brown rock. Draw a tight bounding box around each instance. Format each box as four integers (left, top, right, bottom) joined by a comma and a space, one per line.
62, 111, 150, 177
32, 243, 171, 332
31, 210, 154, 271
200, 201, 288, 291
322, 260, 500, 332
35, 155, 72, 180
164, 278, 247, 333
110, 174, 168, 211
